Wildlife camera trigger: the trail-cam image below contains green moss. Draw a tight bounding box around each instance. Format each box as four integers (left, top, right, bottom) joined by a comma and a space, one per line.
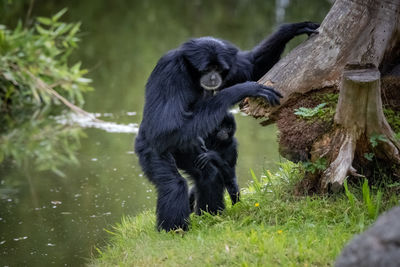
90, 162, 400, 267
384, 108, 400, 136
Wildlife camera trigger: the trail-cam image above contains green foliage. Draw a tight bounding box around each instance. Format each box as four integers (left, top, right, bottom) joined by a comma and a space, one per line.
383, 108, 400, 133
91, 162, 400, 267
294, 93, 339, 122
362, 179, 382, 220
369, 134, 388, 148
294, 103, 327, 118
0, 10, 91, 172
318, 93, 339, 104
344, 179, 383, 220
343, 180, 355, 209
302, 157, 327, 174
364, 152, 374, 161
0, 9, 91, 124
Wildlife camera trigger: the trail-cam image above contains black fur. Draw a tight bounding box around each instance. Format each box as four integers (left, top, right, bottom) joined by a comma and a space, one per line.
135, 22, 319, 231
190, 113, 239, 214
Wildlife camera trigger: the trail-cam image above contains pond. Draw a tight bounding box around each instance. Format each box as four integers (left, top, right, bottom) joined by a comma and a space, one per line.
0, 0, 331, 266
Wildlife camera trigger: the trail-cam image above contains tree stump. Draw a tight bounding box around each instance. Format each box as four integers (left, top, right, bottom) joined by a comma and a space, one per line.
311, 64, 400, 192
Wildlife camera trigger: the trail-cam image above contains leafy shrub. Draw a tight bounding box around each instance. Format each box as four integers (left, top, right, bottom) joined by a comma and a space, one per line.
0, 9, 92, 174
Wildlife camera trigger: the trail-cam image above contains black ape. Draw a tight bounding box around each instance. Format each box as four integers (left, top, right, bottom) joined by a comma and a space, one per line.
189, 113, 239, 215
135, 22, 319, 231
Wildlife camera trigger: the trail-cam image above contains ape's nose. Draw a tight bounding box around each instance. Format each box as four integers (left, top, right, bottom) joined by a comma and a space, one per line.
211, 74, 216, 81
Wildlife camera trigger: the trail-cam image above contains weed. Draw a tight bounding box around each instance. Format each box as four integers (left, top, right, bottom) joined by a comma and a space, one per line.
369, 134, 388, 148
302, 158, 327, 174
294, 103, 327, 118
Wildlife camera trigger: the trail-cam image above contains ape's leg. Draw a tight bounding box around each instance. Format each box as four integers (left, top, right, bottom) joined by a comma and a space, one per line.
194, 150, 240, 205
137, 147, 190, 231
194, 164, 225, 215
223, 168, 240, 205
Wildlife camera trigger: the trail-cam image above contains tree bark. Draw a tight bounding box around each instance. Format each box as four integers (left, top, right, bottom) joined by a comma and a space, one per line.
241, 0, 400, 192
315, 64, 400, 192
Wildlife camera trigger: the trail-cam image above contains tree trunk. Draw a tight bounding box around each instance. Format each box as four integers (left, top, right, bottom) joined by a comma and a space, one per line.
241, 0, 400, 192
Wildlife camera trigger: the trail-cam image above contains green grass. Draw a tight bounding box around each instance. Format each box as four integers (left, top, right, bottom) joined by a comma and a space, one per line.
90, 162, 400, 267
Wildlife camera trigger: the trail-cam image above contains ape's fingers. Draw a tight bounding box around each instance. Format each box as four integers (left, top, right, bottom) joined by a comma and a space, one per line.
296, 21, 320, 30
264, 88, 283, 98
198, 158, 208, 169
258, 93, 281, 106
307, 22, 320, 30
194, 154, 209, 169
297, 27, 319, 36
265, 92, 281, 106
259, 86, 283, 98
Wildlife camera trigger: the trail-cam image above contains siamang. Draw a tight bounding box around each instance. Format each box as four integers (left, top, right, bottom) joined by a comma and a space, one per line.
135, 22, 319, 231
189, 112, 239, 215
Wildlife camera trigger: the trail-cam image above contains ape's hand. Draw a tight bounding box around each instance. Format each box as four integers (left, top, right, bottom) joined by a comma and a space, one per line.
244, 81, 283, 106
194, 151, 220, 169
293, 21, 320, 36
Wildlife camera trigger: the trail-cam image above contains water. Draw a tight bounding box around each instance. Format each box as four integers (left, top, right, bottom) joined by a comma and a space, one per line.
0, 0, 330, 265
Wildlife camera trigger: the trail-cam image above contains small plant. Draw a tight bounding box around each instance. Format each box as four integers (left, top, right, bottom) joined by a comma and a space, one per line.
294, 103, 327, 119
364, 152, 374, 161
344, 179, 382, 220
362, 179, 382, 220
250, 169, 263, 193
318, 93, 339, 104
344, 179, 356, 209
302, 157, 327, 174
369, 134, 388, 148
383, 108, 400, 133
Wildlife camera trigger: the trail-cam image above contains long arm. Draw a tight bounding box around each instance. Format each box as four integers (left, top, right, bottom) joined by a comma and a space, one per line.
181, 81, 281, 144
243, 22, 319, 81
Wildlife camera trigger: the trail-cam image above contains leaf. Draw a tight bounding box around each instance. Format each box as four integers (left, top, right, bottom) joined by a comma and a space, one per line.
294, 103, 327, 118
344, 180, 356, 208
69, 22, 81, 37
364, 153, 374, 161
76, 77, 92, 84
35, 25, 50, 35
52, 8, 68, 22
369, 134, 388, 148
37, 17, 53, 25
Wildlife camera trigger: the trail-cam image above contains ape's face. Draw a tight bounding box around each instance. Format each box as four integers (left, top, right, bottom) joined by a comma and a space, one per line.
199, 66, 224, 91
216, 124, 233, 141
181, 37, 238, 92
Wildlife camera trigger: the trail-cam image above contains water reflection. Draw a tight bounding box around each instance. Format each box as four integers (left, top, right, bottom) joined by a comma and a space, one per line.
0, 0, 331, 265
1, 125, 154, 266
56, 113, 139, 133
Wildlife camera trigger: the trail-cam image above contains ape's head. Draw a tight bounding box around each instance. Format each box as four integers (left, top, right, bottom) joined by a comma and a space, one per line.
215, 113, 236, 142
181, 37, 238, 91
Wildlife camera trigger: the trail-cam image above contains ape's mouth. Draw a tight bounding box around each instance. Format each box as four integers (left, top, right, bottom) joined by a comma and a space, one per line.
201, 83, 221, 91
200, 70, 222, 91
